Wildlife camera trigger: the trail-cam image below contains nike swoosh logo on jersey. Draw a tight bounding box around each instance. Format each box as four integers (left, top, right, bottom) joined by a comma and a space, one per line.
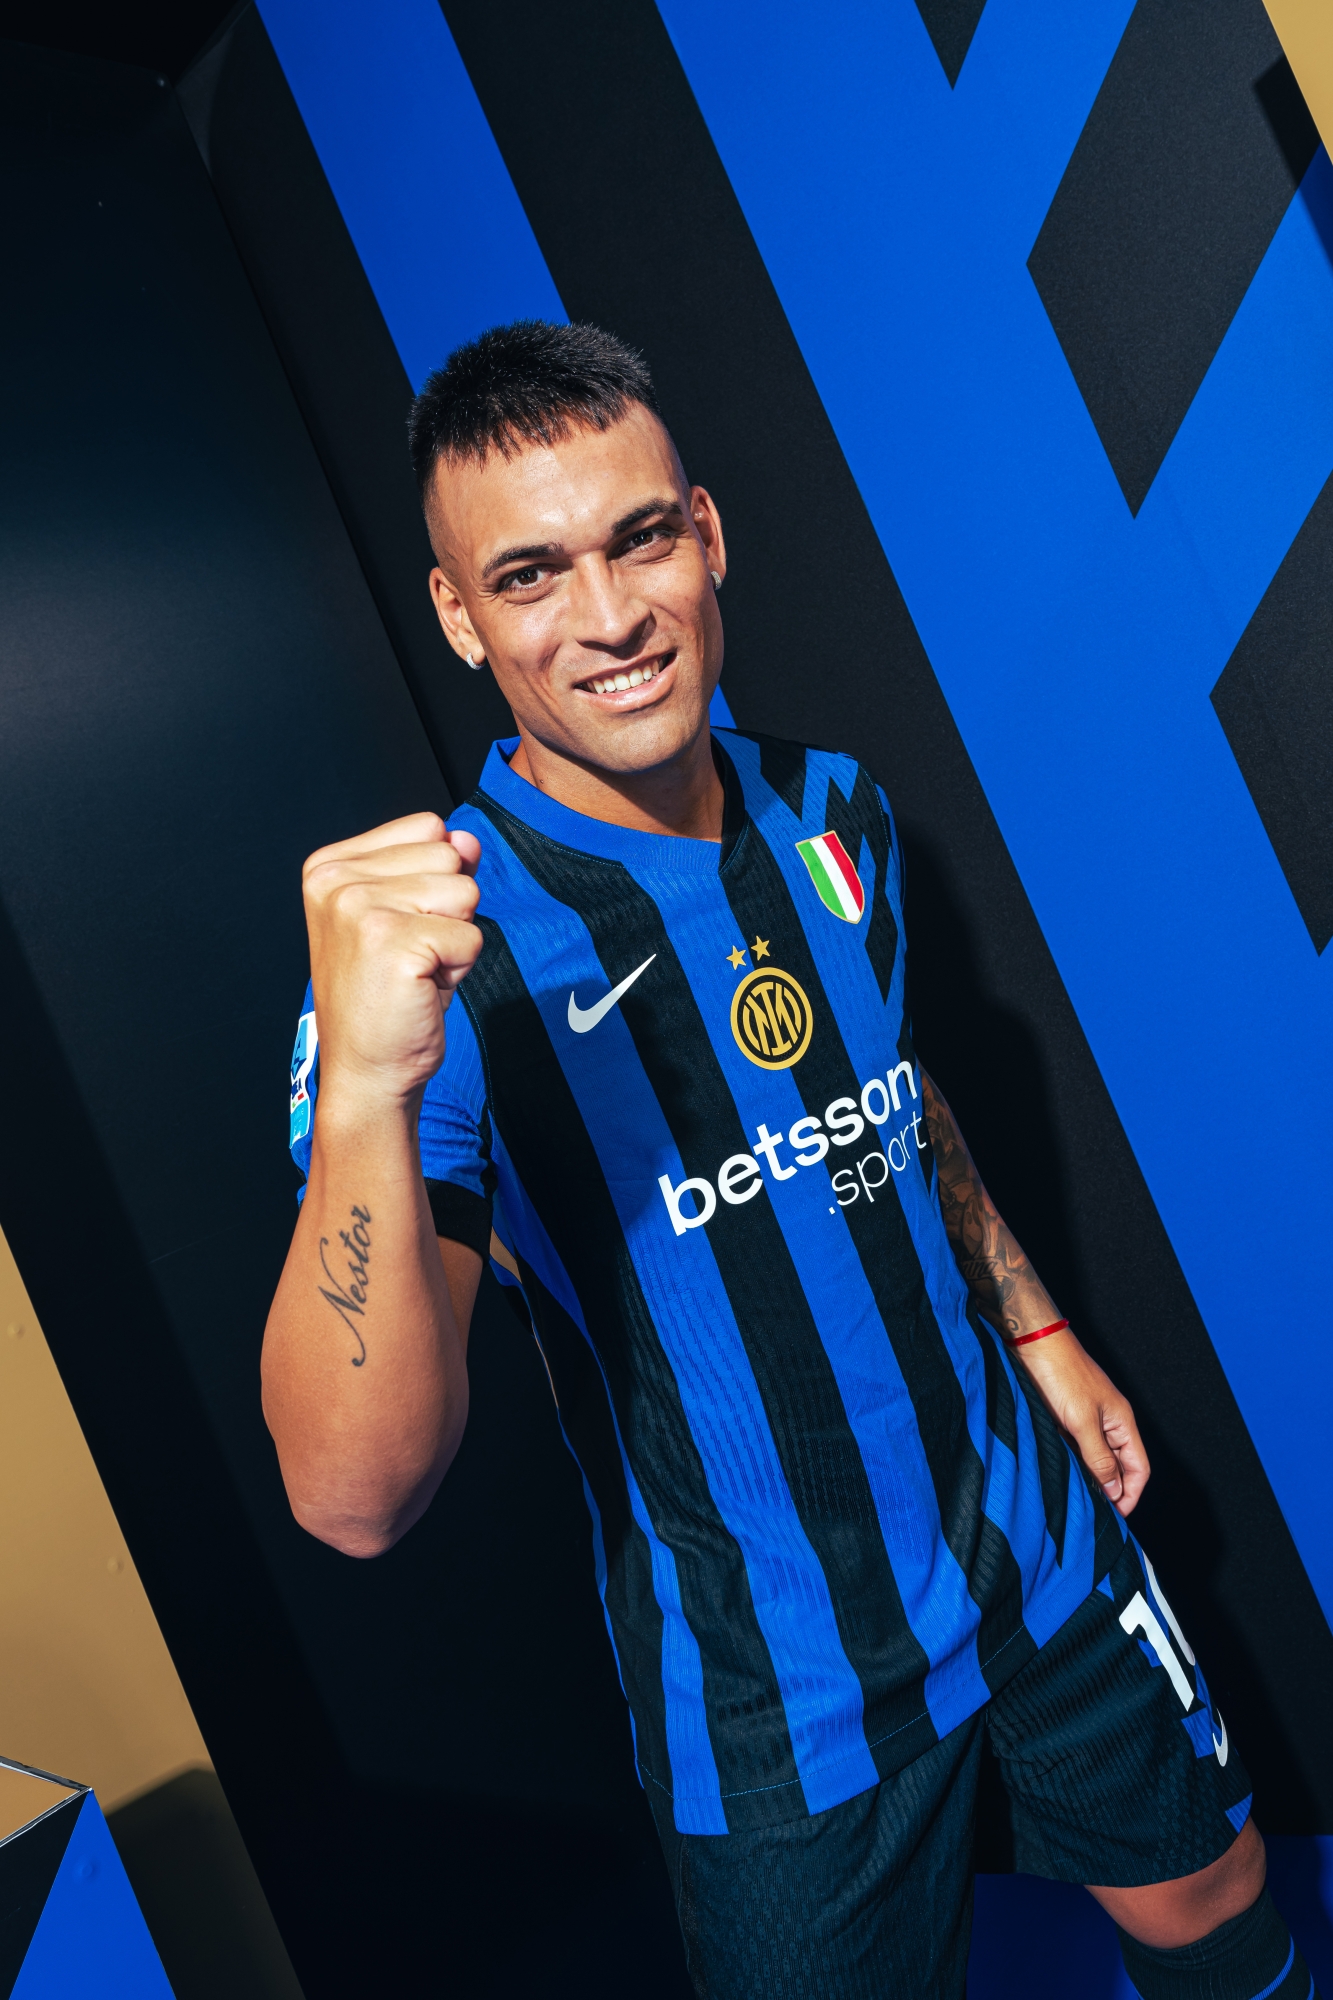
567, 955, 656, 1033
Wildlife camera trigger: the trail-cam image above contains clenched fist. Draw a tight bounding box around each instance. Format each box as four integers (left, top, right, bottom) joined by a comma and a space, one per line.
302, 812, 483, 1112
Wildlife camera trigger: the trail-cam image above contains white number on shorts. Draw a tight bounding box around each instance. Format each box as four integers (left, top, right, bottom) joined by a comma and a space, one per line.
1142, 1554, 1195, 1665
1118, 1591, 1195, 1711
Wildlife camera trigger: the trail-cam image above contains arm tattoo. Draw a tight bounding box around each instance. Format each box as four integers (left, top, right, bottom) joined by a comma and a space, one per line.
317, 1203, 372, 1366
920, 1075, 1054, 1338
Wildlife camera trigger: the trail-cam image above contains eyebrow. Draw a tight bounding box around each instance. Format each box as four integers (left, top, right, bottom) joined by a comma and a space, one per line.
481, 540, 561, 581
611, 497, 683, 535
480, 498, 685, 581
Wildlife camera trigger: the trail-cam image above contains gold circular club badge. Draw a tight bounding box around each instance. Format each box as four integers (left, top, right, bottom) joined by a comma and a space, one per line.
730, 966, 814, 1069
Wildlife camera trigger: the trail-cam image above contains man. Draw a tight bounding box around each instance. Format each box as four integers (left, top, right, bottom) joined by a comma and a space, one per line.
263, 322, 1315, 1997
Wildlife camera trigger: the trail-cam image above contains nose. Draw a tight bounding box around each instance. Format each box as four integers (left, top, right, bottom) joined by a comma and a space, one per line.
567, 554, 652, 659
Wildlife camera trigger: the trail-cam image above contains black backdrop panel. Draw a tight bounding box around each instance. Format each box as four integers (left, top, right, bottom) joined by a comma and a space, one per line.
177, 6, 519, 807
0, 40, 687, 1996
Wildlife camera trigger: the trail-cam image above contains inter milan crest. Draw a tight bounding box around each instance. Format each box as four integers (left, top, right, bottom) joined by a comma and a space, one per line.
730, 967, 814, 1069
796, 832, 865, 923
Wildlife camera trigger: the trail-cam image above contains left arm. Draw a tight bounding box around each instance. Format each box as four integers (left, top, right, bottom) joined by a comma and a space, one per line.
920, 1070, 1149, 1516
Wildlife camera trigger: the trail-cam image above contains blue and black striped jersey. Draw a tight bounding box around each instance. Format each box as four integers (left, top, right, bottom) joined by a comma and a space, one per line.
291, 731, 1121, 1834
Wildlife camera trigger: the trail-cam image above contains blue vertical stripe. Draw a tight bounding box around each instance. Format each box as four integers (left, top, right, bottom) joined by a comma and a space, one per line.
255, 0, 564, 386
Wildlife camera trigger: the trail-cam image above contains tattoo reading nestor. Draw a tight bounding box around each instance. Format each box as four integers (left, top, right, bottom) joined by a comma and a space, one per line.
317, 1204, 372, 1366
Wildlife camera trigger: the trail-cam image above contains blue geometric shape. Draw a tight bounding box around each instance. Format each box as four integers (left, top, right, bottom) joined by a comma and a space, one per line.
970, 1870, 1137, 1998
708, 683, 737, 728
255, 0, 565, 388
1182, 1706, 1217, 1759
11, 1794, 174, 1999
1096, 1575, 1114, 1600
1265, 1835, 1333, 1995
655, 0, 1333, 1631
1227, 1789, 1254, 1832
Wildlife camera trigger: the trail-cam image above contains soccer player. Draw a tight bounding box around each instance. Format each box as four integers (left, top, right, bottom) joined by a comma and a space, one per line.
262, 322, 1316, 1998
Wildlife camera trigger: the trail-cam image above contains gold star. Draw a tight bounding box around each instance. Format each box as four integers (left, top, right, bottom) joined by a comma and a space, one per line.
751, 936, 771, 961
727, 945, 747, 970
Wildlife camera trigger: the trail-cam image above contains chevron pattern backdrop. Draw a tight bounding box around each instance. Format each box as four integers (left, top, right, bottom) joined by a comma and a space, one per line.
2, 2, 1331, 1993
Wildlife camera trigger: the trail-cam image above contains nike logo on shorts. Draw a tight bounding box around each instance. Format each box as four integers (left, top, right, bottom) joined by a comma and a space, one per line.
567, 955, 656, 1034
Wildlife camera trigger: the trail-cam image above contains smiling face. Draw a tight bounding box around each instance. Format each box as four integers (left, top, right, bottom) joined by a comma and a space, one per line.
426, 404, 726, 789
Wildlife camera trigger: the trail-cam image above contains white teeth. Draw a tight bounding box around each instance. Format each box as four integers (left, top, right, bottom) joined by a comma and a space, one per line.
585, 663, 661, 693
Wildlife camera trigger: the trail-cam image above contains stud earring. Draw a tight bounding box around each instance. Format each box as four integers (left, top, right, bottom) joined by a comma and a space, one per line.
465, 650, 486, 670
710, 570, 722, 590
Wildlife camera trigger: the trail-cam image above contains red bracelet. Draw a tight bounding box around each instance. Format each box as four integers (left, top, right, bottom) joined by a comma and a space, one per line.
1005, 1318, 1069, 1349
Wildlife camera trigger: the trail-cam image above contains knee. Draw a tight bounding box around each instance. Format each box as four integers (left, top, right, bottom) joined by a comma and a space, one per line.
1210, 1818, 1267, 1927
1092, 1817, 1267, 1949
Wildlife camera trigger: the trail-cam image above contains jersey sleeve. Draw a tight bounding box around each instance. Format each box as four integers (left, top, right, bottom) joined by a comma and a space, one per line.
287, 980, 495, 1257
418, 996, 495, 1258
289, 979, 319, 1196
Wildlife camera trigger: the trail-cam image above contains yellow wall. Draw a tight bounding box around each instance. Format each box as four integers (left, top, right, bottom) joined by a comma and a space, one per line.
0, 1225, 211, 1810
1265, 0, 1333, 158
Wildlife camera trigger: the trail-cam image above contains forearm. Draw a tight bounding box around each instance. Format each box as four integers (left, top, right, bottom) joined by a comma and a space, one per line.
921, 1071, 1057, 1337
261, 1085, 468, 1556
920, 1070, 1149, 1510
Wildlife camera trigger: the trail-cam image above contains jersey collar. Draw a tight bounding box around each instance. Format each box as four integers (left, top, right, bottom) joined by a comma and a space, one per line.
469, 734, 747, 875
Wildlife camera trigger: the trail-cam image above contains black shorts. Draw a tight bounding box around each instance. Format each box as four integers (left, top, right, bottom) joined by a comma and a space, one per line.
653, 1533, 1253, 1999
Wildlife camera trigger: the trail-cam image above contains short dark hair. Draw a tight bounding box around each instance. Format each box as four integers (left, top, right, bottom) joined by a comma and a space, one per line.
407, 320, 660, 500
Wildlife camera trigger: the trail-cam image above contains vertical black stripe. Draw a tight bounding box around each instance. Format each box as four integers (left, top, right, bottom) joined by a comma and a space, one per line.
458, 918, 802, 1815
1010, 1359, 1074, 1569
977, 1315, 1019, 1457
972, 1323, 1039, 1687
717, 775, 1031, 1683
752, 734, 808, 818
473, 796, 936, 1770
511, 1259, 672, 1792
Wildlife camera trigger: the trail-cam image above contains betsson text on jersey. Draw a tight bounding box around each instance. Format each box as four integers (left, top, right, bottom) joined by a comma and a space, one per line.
658, 1062, 924, 1235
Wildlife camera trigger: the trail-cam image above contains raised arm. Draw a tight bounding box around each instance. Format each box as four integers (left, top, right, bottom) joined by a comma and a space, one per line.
920, 1070, 1149, 1516
261, 814, 484, 1558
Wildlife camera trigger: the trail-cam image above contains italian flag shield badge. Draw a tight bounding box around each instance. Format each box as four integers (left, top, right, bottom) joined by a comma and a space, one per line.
795, 831, 865, 923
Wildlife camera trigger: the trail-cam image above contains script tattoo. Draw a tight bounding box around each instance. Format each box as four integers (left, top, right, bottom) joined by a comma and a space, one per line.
318, 1204, 372, 1366
921, 1074, 1050, 1338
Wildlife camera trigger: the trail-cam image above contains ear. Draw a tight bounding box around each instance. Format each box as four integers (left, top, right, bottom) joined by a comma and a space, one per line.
689, 485, 727, 588
429, 567, 485, 665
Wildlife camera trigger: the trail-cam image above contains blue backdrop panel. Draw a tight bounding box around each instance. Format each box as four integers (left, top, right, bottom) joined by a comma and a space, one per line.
654, 0, 1333, 1625
11, 1795, 173, 2000
253, 0, 564, 387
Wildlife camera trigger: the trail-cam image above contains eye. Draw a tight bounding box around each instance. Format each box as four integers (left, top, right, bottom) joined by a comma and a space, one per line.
503, 565, 544, 591
621, 524, 673, 556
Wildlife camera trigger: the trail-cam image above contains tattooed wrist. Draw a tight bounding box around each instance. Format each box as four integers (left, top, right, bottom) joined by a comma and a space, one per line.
317, 1203, 372, 1366
921, 1072, 1052, 1330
